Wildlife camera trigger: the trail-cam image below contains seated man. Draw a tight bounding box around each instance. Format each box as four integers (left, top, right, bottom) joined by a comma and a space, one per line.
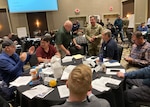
36, 36, 60, 63
70, 30, 87, 55
55, 20, 73, 58
100, 29, 118, 60
124, 31, 150, 71
0, 39, 35, 100
52, 64, 110, 107
117, 66, 150, 107
137, 22, 148, 32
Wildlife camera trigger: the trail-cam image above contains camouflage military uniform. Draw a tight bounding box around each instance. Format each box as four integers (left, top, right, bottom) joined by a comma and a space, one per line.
123, 18, 129, 37
85, 23, 103, 56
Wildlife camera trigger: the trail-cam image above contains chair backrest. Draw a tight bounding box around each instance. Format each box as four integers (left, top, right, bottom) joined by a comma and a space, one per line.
29, 53, 38, 67
0, 95, 10, 107
136, 101, 150, 107
117, 45, 123, 62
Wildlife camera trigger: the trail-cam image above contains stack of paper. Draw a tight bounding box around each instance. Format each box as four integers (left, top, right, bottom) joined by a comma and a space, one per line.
92, 78, 110, 92
62, 56, 73, 63
22, 84, 54, 99
92, 76, 121, 92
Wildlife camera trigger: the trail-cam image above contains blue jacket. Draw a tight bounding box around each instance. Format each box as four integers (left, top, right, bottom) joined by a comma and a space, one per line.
125, 66, 150, 87
0, 52, 30, 85
137, 25, 148, 32
114, 18, 123, 31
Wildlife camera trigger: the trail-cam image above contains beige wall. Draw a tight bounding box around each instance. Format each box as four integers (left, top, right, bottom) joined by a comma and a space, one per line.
48, 0, 121, 29
0, 0, 29, 34
1, 0, 148, 34
134, 0, 148, 25
0, 0, 7, 8
0, 0, 122, 34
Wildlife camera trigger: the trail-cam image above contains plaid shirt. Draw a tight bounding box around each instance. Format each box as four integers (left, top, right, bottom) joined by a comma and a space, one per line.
130, 41, 150, 67
75, 36, 87, 45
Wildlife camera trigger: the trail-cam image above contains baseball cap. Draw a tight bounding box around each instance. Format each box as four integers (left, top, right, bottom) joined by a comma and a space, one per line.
2, 39, 15, 48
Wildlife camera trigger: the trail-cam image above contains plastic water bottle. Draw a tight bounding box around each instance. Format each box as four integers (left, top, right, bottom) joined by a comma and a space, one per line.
99, 53, 104, 72
99, 53, 103, 64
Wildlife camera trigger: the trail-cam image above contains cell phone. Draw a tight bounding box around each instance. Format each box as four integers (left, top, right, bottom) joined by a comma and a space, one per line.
105, 83, 118, 89
110, 70, 120, 72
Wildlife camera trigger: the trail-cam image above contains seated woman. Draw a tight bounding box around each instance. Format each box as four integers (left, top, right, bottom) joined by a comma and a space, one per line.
36, 36, 60, 63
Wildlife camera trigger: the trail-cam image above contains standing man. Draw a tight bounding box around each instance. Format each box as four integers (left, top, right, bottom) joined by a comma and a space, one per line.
85, 16, 103, 56
55, 20, 73, 58
114, 15, 124, 43
123, 16, 129, 37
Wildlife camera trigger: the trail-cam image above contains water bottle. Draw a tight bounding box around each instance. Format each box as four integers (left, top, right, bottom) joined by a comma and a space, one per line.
99, 53, 103, 64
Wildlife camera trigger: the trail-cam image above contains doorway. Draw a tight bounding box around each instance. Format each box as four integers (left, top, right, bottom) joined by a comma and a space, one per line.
27, 12, 48, 37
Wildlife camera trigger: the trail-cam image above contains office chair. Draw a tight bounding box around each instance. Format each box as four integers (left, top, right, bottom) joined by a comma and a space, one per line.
0, 95, 11, 107
117, 44, 123, 62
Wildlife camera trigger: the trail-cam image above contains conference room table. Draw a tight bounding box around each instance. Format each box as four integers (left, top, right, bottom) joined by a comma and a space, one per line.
16, 58, 125, 107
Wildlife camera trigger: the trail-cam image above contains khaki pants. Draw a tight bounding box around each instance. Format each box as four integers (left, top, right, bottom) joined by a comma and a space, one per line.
122, 61, 140, 72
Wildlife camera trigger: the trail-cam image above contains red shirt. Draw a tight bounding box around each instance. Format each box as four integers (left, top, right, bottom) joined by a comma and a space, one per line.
36, 45, 57, 59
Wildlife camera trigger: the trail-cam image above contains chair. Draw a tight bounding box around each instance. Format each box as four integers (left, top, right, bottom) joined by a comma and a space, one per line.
136, 101, 150, 107
69, 43, 88, 55
29, 53, 38, 67
0, 95, 11, 107
117, 44, 123, 62
131, 86, 150, 107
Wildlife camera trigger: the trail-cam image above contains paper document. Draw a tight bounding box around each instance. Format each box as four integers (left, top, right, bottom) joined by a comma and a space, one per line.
10, 76, 32, 87
92, 79, 110, 92
62, 56, 73, 63
23, 84, 54, 99
42, 67, 54, 75
104, 62, 121, 67
100, 77, 121, 85
92, 76, 121, 92
57, 85, 69, 98
61, 65, 76, 80
106, 68, 125, 75
72, 54, 84, 59
94, 65, 102, 72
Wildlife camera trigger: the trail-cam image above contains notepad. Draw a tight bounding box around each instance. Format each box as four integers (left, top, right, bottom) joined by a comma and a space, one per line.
72, 54, 84, 59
